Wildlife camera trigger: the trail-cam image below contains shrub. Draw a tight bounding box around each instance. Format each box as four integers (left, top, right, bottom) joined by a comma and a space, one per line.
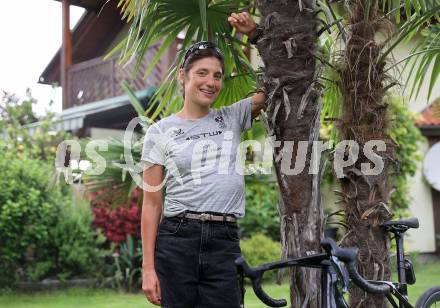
0, 152, 61, 286
240, 179, 280, 241
240, 233, 281, 281
388, 98, 424, 215
91, 190, 141, 243
0, 151, 110, 286
41, 195, 110, 281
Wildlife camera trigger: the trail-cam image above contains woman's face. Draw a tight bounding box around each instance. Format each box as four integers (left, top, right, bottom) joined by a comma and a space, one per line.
180, 56, 223, 109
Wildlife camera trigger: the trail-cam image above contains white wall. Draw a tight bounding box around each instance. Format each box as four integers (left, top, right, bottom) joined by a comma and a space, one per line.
406, 140, 437, 252
90, 127, 126, 139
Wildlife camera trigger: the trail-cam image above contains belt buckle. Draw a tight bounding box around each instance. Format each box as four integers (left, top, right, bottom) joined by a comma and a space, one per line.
200, 213, 210, 222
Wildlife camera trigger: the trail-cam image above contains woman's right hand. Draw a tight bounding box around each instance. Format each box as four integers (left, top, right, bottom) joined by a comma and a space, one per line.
228, 12, 257, 36
142, 269, 161, 306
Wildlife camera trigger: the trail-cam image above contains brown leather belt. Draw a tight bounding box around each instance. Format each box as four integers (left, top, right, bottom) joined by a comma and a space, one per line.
178, 212, 237, 223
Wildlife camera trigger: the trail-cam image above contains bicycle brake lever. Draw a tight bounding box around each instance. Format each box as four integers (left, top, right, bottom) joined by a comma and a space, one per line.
330, 256, 350, 292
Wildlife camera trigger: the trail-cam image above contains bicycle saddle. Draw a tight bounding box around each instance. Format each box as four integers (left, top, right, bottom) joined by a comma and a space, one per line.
380, 217, 419, 230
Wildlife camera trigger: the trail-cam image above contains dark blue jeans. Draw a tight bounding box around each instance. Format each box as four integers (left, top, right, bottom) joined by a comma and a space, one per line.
155, 216, 241, 308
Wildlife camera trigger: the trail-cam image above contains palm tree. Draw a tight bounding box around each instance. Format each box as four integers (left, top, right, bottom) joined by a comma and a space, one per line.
252, 1, 323, 307
320, 0, 440, 306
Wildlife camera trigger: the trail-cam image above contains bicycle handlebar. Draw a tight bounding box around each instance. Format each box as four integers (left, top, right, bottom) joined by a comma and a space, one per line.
345, 262, 392, 294
235, 257, 287, 307
236, 238, 392, 307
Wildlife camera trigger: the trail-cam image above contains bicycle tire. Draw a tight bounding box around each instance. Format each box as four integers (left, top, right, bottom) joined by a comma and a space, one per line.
415, 286, 440, 308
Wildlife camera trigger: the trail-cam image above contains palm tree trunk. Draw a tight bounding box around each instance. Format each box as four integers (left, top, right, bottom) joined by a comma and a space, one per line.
337, 1, 394, 306
255, 1, 323, 307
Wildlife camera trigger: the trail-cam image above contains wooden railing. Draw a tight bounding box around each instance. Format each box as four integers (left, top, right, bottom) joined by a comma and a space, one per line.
67, 44, 167, 108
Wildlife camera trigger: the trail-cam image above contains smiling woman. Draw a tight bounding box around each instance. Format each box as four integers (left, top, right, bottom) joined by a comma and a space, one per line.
177, 41, 225, 118
139, 12, 268, 308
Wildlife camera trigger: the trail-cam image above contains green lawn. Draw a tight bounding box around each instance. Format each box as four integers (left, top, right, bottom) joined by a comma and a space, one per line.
0, 262, 439, 308
406, 261, 440, 304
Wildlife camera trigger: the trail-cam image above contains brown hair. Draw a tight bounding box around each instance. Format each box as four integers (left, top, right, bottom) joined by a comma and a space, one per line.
181, 42, 225, 74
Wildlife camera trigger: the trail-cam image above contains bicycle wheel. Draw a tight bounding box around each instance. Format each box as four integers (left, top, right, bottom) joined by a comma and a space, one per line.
415, 287, 440, 308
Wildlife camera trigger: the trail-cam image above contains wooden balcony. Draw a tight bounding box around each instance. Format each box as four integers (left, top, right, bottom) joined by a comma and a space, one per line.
67, 44, 168, 108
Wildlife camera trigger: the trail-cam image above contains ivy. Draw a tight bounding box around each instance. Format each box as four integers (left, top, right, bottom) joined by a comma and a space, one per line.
388, 97, 424, 216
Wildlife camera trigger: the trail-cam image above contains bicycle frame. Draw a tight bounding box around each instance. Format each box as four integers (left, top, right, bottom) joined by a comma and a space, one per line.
237, 218, 421, 308
378, 226, 416, 308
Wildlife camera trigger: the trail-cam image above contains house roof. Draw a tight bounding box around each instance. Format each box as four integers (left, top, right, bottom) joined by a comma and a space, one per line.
415, 97, 440, 137
52, 0, 109, 10
24, 87, 156, 134
39, 0, 125, 85
416, 98, 440, 127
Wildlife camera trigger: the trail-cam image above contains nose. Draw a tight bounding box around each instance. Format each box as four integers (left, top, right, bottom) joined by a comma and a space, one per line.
206, 75, 216, 88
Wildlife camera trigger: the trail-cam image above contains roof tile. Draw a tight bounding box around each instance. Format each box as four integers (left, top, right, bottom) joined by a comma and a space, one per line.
416, 98, 440, 127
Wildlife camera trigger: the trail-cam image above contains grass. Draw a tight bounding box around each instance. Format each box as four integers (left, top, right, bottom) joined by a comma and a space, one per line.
0, 262, 439, 307
406, 261, 440, 304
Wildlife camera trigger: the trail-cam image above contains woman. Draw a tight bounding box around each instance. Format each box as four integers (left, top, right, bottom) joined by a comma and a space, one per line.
141, 12, 265, 308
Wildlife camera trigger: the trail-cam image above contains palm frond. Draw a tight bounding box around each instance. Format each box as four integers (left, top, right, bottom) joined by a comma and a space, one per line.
403, 24, 440, 102
380, 3, 440, 61
380, 0, 438, 23
81, 137, 143, 207
318, 25, 343, 143
121, 81, 147, 117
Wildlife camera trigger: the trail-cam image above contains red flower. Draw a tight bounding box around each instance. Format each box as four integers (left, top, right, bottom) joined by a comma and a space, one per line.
90, 191, 141, 244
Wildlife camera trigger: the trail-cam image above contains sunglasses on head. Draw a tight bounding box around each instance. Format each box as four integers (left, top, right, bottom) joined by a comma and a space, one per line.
180, 41, 223, 68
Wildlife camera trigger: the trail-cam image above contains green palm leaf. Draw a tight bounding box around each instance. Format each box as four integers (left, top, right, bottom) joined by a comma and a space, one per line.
404, 24, 440, 102
81, 137, 143, 207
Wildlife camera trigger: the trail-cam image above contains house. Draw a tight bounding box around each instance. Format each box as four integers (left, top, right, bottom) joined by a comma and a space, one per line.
408, 100, 440, 254
38, 0, 178, 138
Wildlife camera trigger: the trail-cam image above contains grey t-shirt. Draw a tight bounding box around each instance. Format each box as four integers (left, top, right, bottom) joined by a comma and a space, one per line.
141, 97, 252, 218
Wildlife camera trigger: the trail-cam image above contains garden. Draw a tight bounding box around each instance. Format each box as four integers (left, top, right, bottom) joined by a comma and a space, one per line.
1, 84, 438, 307
1, 0, 440, 306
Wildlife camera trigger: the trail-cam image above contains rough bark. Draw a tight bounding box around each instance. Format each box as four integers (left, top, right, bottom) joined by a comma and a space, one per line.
255, 0, 323, 307
336, 1, 394, 306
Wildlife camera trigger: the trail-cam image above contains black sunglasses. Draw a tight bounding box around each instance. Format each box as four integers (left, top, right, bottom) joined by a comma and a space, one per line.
180, 41, 223, 68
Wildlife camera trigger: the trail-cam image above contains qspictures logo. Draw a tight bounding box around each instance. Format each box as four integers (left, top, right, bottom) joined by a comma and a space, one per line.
55, 116, 388, 192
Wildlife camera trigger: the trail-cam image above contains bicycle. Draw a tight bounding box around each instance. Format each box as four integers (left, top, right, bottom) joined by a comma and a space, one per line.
236, 217, 440, 308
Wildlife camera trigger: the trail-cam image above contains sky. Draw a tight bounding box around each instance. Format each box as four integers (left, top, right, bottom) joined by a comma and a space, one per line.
0, 0, 84, 116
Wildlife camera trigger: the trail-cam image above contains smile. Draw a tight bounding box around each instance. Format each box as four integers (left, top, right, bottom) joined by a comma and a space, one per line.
200, 89, 216, 95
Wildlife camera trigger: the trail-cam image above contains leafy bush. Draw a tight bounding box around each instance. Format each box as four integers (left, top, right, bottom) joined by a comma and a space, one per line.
240, 178, 280, 241
0, 151, 109, 286
388, 98, 424, 215
240, 233, 281, 281
41, 196, 110, 281
0, 151, 61, 286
